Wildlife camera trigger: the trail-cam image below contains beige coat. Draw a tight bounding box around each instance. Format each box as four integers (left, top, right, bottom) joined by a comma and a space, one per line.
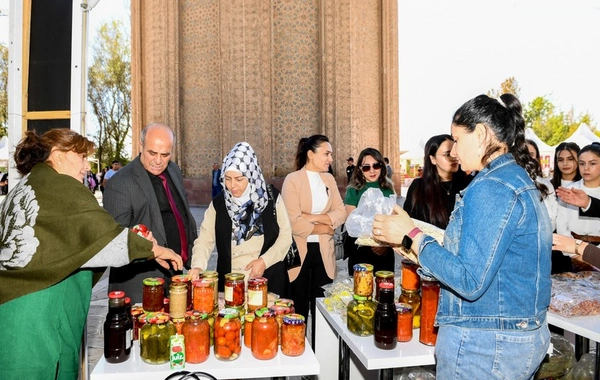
281, 168, 346, 282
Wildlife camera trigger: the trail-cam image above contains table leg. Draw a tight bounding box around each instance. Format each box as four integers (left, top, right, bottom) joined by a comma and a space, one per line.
339, 336, 350, 380
575, 335, 590, 360
595, 342, 599, 380
379, 368, 393, 380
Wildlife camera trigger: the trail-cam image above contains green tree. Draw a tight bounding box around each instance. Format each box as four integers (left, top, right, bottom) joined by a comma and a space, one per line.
0, 43, 8, 138
88, 20, 131, 167
487, 77, 521, 99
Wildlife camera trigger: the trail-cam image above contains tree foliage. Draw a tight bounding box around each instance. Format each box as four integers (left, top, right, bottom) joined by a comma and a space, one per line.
0, 43, 8, 138
487, 77, 521, 99
88, 20, 131, 168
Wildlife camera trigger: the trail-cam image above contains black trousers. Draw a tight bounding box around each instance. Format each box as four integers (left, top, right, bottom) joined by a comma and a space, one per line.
345, 236, 395, 276
290, 242, 333, 347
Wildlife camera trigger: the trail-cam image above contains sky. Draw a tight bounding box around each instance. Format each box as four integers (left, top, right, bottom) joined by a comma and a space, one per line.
1, 0, 599, 157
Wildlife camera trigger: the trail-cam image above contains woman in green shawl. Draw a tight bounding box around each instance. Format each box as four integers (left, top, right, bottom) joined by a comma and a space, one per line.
0, 129, 183, 380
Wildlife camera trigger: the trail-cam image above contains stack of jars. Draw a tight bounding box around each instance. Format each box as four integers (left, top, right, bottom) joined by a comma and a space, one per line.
347, 264, 377, 336
399, 260, 421, 329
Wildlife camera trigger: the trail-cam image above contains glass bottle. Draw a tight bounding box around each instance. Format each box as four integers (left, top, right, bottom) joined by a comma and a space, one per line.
419, 275, 440, 346
281, 314, 306, 356
247, 277, 268, 312
182, 311, 210, 364
169, 282, 188, 319
214, 308, 242, 361
172, 274, 193, 310
353, 263, 374, 298
374, 283, 397, 349
399, 287, 421, 329
192, 278, 215, 314
104, 291, 131, 363
374, 270, 394, 302
142, 277, 165, 312
140, 313, 176, 364
395, 303, 413, 342
401, 259, 420, 291
346, 294, 376, 336
224, 272, 245, 308
251, 308, 279, 360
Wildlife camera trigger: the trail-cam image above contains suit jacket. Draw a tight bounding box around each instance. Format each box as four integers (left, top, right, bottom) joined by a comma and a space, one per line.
103, 156, 198, 302
281, 168, 346, 282
581, 196, 600, 218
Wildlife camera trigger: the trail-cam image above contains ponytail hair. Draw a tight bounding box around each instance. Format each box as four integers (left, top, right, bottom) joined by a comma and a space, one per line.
294, 134, 330, 171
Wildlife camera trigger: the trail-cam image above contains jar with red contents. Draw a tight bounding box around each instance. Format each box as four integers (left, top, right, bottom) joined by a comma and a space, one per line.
395, 303, 413, 342
251, 308, 278, 360
224, 273, 245, 308
374, 271, 394, 302
269, 304, 292, 344
182, 311, 210, 364
401, 259, 420, 291
172, 318, 185, 335
274, 298, 295, 313
247, 277, 268, 312
243, 313, 255, 348
172, 274, 193, 310
200, 270, 219, 311
214, 308, 242, 361
192, 279, 215, 314
131, 306, 144, 340
142, 277, 165, 312
281, 314, 305, 356
419, 275, 440, 346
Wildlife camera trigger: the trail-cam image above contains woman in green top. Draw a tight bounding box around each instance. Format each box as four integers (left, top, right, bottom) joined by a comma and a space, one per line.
344, 148, 396, 275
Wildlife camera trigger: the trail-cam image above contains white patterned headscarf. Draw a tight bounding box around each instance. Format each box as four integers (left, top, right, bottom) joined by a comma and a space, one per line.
221, 142, 269, 245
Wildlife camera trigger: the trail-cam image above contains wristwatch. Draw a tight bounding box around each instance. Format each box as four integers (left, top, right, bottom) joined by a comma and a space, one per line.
575, 239, 583, 255
402, 227, 422, 251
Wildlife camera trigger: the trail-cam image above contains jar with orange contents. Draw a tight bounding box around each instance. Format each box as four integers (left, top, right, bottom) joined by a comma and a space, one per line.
251, 308, 278, 360
281, 314, 305, 356
224, 273, 245, 308
172, 317, 185, 335
401, 259, 420, 291
419, 275, 440, 346
243, 313, 255, 348
182, 311, 210, 364
353, 264, 374, 298
214, 308, 241, 361
200, 270, 219, 310
269, 304, 292, 344
247, 277, 268, 312
395, 303, 413, 342
192, 279, 215, 314
399, 288, 421, 329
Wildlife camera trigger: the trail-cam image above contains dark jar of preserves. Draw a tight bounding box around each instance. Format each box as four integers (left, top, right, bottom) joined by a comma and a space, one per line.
374, 282, 397, 350
131, 306, 144, 341
182, 311, 210, 364
214, 308, 242, 361
347, 294, 376, 336
171, 274, 193, 310
104, 291, 131, 363
282, 314, 306, 356
419, 275, 440, 346
139, 313, 176, 364
224, 273, 245, 307
374, 271, 394, 302
251, 308, 279, 360
142, 277, 165, 313
353, 263, 374, 298
192, 279, 215, 314
247, 277, 268, 312
395, 303, 413, 342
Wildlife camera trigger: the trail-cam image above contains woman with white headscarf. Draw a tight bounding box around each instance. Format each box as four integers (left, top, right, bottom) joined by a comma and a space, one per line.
189, 142, 292, 297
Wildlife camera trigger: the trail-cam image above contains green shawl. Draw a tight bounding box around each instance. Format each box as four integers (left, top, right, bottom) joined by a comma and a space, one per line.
0, 163, 152, 305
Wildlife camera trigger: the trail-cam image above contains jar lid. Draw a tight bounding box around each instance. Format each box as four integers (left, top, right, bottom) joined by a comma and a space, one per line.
163, 297, 169, 305
108, 291, 125, 299
185, 310, 208, 321
218, 308, 240, 319
419, 273, 438, 282
244, 313, 255, 323
138, 313, 148, 323
192, 279, 213, 288
172, 274, 191, 283
352, 294, 368, 301
375, 270, 394, 279
395, 302, 413, 313
200, 270, 218, 279
378, 282, 394, 290
401, 259, 418, 266
125, 297, 131, 305
254, 307, 274, 318
274, 298, 294, 307
283, 314, 305, 325
400, 287, 419, 294
131, 306, 144, 316
170, 282, 187, 289
269, 304, 292, 315
146, 312, 170, 324
143, 277, 165, 286
172, 317, 186, 323
353, 263, 374, 272
248, 277, 268, 285
224, 272, 245, 281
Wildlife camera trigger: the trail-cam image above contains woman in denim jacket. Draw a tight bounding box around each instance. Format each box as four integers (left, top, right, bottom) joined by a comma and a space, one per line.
374, 94, 552, 379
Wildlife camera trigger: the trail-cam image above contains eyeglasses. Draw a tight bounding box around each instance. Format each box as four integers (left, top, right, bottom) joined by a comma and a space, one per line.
361, 163, 383, 172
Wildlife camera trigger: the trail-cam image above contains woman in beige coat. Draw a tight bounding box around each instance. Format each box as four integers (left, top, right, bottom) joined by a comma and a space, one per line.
281, 135, 346, 346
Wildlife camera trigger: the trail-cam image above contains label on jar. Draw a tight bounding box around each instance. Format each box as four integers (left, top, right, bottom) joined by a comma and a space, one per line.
247, 289, 263, 306
224, 285, 233, 302
126, 329, 132, 349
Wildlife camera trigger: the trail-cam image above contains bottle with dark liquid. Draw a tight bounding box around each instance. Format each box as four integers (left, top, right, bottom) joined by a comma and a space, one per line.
374, 282, 397, 350
104, 291, 131, 363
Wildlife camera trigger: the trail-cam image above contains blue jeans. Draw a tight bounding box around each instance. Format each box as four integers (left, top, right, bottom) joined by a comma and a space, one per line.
435, 322, 550, 380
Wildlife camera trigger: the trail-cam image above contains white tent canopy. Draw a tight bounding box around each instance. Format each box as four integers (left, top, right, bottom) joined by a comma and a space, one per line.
561, 123, 600, 149
525, 128, 554, 154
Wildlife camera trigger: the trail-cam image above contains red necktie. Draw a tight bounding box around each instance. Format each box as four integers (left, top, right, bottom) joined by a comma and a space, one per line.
158, 173, 188, 264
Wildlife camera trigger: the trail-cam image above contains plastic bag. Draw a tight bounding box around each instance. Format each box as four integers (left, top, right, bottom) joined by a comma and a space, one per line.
549, 271, 600, 317
346, 188, 396, 238
395, 365, 436, 380
564, 353, 596, 380
534, 333, 576, 379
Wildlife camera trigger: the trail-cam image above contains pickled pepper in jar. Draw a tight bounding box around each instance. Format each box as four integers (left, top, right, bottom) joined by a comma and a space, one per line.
347, 294, 376, 336
401, 259, 420, 291
224, 273, 245, 307
281, 314, 306, 356
182, 311, 210, 364
419, 275, 440, 346
192, 279, 215, 314
169, 282, 188, 319
395, 303, 413, 342
374, 271, 394, 302
214, 308, 242, 361
140, 312, 176, 364
251, 308, 278, 360
172, 274, 193, 310
247, 277, 268, 312
353, 263, 374, 297
142, 277, 165, 312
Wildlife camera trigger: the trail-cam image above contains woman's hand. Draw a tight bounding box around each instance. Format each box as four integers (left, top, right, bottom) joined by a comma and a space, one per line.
552, 233, 586, 257
152, 244, 184, 271
144, 231, 158, 245
372, 205, 416, 245
245, 258, 266, 278
556, 187, 591, 209
302, 212, 317, 223
188, 267, 203, 280
371, 246, 388, 256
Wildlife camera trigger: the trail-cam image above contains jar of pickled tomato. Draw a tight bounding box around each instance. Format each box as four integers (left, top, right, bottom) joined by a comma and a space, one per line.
251, 308, 278, 360
224, 273, 245, 307
281, 314, 305, 356
214, 308, 242, 361
243, 313, 255, 348
192, 279, 215, 314
200, 270, 219, 310
269, 304, 292, 344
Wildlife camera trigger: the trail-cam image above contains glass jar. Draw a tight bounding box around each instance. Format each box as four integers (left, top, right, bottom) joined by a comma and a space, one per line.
200, 270, 219, 310
169, 282, 188, 319
163, 297, 170, 314
192, 279, 215, 314
269, 304, 292, 344
399, 288, 421, 329
172, 274, 193, 310
401, 259, 420, 291
182, 311, 210, 364
243, 313, 255, 348
172, 318, 185, 335
124, 296, 133, 346
224, 273, 245, 307
214, 308, 242, 361
251, 308, 279, 360
419, 275, 440, 346
142, 277, 165, 312
104, 291, 131, 363
353, 263, 374, 298
139, 313, 176, 364
374, 271, 394, 302
131, 306, 144, 341
247, 277, 268, 312
374, 283, 397, 350
395, 303, 413, 342
346, 294, 376, 336
282, 314, 306, 356
274, 298, 295, 313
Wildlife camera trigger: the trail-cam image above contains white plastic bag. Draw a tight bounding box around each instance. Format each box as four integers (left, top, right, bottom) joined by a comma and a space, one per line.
346, 188, 396, 238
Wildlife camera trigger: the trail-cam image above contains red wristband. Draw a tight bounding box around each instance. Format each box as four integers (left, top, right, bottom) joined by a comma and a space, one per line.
407, 227, 422, 239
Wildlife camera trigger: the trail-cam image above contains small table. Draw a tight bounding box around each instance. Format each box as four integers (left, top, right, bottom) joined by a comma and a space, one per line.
91, 339, 319, 380
315, 298, 435, 380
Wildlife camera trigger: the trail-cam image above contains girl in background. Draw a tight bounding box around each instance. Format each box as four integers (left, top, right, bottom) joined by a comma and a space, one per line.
551, 142, 581, 190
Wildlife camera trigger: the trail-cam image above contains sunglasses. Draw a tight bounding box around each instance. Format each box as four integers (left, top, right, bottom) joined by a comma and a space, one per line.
361, 163, 383, 172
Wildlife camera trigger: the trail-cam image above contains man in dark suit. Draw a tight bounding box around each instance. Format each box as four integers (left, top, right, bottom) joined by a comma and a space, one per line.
103, 123, 198, 302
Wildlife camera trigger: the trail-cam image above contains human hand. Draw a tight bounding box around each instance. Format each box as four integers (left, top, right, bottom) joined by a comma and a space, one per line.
556, 187, 590, 209
152, 245, 184, 271
245, 258, 266, 278
188, 267, 203, 280
371, 246, 388, 256
372, 205, 416, 245
144, 231, 158, 245
302, 212, 317, 223
552, 233, 585, 257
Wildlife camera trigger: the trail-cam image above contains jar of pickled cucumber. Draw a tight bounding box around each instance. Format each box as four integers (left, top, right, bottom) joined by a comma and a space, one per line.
346, 294, 376, 336
399, 288, 421, 329
214, 308, 242, 361
139, 312, 176, 364
353, 264, 374, 298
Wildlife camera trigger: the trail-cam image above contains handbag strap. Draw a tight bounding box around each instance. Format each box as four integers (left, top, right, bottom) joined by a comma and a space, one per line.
267, 184, 277, 221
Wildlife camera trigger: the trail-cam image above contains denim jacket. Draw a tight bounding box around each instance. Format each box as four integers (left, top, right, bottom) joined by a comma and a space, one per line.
418, 154, 552, 331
